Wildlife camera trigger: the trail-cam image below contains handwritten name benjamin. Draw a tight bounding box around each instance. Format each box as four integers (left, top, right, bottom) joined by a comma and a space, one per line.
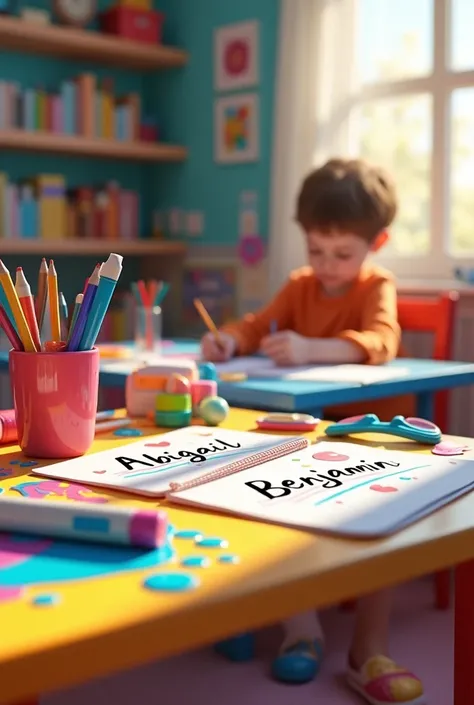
115, 438, 242, 472
244, 458, 401, 499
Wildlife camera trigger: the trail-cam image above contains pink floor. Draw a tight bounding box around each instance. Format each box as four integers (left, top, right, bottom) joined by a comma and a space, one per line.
46, 578, 452, 705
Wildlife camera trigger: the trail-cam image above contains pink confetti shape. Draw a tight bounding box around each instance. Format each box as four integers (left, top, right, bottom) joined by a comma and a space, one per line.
432, 441, 469, 457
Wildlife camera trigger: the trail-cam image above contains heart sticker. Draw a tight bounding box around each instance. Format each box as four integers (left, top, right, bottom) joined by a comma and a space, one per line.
370, 484, 398, 493
145, 441, 171, 448
312, 451, 349, 462
432, 441, 469, 457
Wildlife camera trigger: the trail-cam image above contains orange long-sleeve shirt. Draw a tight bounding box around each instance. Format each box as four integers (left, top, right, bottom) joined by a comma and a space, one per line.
221, 263, 415, 419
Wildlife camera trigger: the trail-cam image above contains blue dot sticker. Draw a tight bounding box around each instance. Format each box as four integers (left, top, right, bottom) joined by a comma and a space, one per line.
175, 529, 203, 540
9, 460, 20, 465
195, 536, 229, 549
113, 428, 143, 437
143, 572, 199, 592
181, 556, 211, 568
20, 461, 38, 467
32, 593, 61, 607
219, 554, 240, 565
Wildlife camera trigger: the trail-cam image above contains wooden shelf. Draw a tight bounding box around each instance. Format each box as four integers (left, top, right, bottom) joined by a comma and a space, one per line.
0, 130, 187, 161
0, 239, 186, 256
0, 16, 187, 70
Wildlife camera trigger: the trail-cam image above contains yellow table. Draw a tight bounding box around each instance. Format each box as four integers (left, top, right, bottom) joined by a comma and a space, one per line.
0, 409, 473, 705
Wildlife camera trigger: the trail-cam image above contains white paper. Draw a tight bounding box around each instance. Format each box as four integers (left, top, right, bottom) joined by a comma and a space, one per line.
170, 441, 474, 537
215, 358, 409, 385
33, 427, 302, 497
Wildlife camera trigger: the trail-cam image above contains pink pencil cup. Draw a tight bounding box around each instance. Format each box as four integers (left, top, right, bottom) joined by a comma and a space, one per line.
9, 348, 99, 459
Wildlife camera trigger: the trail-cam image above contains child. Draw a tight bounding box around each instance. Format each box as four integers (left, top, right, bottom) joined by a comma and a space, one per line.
201, 158, 424, 704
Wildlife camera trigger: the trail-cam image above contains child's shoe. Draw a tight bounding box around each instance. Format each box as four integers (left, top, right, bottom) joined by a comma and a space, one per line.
271, 638, 324, 684
346, 654, 426, 704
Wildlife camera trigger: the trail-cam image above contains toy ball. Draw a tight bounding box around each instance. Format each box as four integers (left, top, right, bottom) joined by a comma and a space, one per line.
198, 362, 218, 382
165, 373, 191, 395
198, 396, 229, 426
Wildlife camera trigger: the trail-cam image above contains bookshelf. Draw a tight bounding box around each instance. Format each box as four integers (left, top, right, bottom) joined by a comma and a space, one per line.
0, 16, 187, 70
0, 239, 186, 255
0, 130, 187, 161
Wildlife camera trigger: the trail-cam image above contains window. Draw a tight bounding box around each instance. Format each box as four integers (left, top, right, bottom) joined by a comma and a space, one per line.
313, 0, 474, 279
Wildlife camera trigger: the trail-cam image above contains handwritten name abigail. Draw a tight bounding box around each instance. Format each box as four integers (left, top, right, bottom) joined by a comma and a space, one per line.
114, 438, 242, 473
244, 457, 401, 499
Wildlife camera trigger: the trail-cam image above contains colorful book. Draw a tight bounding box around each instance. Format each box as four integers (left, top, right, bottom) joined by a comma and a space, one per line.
19, 183, 38, 239
23, 89, 36, 131
61, 81, 76, 134
32, 427, 309, 497
35, 174, 66, 239
167, 441, 474, 538
77, 73, 95, 137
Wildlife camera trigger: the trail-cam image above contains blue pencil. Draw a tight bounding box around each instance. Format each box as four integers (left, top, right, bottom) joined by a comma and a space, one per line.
66, 264, 101, 351
79, 253, 123, 351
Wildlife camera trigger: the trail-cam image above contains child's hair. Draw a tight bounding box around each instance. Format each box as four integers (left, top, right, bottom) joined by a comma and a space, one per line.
295, 158, 398, 242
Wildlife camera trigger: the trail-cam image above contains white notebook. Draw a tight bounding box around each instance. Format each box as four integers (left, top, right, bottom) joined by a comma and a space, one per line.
215, 358, 409, 385
168, 441, 474, 538
33, 427, 309, 497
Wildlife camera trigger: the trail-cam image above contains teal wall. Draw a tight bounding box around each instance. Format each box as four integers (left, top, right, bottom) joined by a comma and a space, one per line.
1, 0, 280, 303
150, 0, 280, 245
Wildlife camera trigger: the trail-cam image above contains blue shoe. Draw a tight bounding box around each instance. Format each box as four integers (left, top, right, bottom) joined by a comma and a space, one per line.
271, 638, 324, 684
214, 632, 255, 662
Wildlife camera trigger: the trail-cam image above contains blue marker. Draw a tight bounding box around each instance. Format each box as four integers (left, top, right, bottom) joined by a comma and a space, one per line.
79, 253, 123, 351
66, 263, 101, 351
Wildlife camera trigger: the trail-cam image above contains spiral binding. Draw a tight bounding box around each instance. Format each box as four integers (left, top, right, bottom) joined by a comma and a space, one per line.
168, 436, 310, 493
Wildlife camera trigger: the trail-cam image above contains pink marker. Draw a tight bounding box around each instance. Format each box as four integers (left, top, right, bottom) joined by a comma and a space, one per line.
0, 495, 169, 548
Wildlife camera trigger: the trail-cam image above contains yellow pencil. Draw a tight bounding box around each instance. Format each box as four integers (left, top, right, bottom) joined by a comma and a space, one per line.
0, 259, 37, 352
193, 298, 224, 347
47, 259, 61, 342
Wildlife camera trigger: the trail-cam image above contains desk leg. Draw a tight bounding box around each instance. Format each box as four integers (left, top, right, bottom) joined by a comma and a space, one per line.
415, 391, 434, 420
454, 560, 474, 704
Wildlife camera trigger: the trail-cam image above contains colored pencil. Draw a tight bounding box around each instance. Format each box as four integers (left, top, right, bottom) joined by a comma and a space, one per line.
154, 282, 170, 307
66, 264, 101, 352
15, 267, 41, 352
0, 303, 23, 351
67, 293, 83, 344
35, 257, 48, 329
79, 253, 123, 351
193, 298, 223, 347
47, 260, 61, 343
0, 260, 37, 352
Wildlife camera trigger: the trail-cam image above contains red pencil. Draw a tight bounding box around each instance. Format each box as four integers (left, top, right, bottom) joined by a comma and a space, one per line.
15, 267, 41, 351
0, 303, 23, 351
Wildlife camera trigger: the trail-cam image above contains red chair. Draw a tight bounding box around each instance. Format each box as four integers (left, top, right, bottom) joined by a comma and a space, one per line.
398, 290, 459, 609
341, 291, 459, 613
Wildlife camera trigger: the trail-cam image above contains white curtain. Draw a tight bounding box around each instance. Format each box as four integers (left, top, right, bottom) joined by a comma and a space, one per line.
267, 0, 355, 295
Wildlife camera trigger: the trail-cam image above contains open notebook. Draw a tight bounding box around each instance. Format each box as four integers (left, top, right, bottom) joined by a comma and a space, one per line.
32, 427, 309, 497
168, 441, 474, 538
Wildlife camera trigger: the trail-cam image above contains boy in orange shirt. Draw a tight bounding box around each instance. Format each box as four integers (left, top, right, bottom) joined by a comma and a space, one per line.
201, 159, 423, 705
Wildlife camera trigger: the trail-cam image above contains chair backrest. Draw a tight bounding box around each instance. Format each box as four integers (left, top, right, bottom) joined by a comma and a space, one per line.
397, 291, 459, 361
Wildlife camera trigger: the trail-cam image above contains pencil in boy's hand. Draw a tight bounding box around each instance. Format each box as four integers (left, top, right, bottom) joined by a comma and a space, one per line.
35, 258, 48, 329
0, 260, 37, 352
193, 298, 224, 347
15, 267, 41, 352
0, 304, 23, 351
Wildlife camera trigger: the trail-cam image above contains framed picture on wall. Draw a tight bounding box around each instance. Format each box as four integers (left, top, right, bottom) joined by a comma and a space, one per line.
214, 93, 259, 164
214, 20, 259, 91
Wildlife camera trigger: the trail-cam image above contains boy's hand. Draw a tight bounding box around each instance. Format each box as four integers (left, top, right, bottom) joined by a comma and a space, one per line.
260, 331, 312, 366
200, 332, 237, 362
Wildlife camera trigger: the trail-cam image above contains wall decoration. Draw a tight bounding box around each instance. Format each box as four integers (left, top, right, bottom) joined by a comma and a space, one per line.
182, 262, 239, 333
186, 211, 205, 237
237, 190, 267, 312
215, 93, 259, 164
214, 20, 259, 91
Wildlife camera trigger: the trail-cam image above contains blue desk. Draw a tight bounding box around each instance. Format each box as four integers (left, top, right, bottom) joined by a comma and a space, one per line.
1, 342, 474, 419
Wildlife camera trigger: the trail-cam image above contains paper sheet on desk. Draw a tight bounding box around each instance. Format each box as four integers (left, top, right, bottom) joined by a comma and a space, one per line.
215, 359, 409, 385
